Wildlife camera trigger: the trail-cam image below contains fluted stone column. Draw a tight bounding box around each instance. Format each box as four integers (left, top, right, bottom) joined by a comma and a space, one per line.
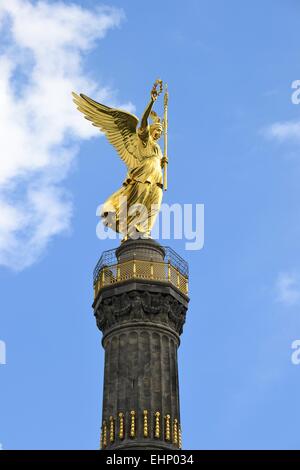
93, 239, 189, 450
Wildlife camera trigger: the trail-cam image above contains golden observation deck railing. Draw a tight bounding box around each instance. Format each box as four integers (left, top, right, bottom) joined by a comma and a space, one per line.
93, 246, 189, 298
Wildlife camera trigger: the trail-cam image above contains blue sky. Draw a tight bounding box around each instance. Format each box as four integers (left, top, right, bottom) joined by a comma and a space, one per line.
1, 0, 300, 450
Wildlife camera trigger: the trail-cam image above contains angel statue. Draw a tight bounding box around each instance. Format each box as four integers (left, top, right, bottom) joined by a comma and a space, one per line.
72, 79, 168, 240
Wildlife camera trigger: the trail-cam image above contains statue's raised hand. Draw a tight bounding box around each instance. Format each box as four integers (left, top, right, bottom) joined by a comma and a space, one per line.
151, 79, 163, 101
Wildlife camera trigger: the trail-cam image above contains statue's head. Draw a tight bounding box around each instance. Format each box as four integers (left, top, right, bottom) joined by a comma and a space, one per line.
150, 123, 163, 140
150, 110, 163, 140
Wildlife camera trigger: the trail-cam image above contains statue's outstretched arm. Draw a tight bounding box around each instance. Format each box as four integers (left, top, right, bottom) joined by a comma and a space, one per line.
140, 97, 155, 131
139, 80, 161, 132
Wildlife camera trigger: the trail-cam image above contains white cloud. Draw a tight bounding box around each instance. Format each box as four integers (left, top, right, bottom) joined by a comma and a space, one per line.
275, 272, 300, 306
0, 0, 128, 270
265, 120, 300, 142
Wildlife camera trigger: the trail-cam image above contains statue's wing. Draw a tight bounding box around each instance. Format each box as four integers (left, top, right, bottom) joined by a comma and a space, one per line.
72, 92, 139, 169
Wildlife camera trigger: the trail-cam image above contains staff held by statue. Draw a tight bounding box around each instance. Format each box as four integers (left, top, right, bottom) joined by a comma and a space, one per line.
163, 84, 169, 191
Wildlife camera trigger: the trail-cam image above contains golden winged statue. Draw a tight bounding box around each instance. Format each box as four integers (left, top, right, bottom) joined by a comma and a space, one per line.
72, 79, 168, 239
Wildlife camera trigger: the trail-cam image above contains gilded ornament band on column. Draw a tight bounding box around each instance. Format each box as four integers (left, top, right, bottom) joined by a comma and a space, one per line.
100, 411, 181, 448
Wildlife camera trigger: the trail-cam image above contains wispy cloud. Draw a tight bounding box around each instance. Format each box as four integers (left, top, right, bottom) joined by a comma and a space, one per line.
264, 120, 300, 143
275, 271, 300, 306
0, 0, 127, 270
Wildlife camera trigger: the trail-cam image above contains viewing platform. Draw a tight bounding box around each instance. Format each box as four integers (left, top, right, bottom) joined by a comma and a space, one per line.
93, 239, 189, 300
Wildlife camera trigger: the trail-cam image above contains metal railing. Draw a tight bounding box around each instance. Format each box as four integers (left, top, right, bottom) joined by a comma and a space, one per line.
93, 246, 189, 298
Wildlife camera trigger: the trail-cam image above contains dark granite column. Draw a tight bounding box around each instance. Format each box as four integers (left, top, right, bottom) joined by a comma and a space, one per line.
93, 239, 189, 450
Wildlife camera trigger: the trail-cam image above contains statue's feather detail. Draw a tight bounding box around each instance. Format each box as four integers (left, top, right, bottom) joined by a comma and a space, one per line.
72, 92, 140, 170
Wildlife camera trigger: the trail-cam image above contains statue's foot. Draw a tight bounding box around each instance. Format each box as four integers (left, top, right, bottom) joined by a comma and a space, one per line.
124, 230, 152, 241
140, 231, 152, 239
